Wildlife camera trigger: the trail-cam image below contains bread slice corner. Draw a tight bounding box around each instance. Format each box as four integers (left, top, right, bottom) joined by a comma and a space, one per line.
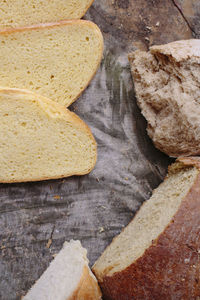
24, 240, 102, 300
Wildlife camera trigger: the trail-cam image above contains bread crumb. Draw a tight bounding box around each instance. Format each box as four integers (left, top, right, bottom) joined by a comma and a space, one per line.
54, 195, 60, 200
155, 21, 160, 27
46, 239, 52, 249
99, 227, 105, 233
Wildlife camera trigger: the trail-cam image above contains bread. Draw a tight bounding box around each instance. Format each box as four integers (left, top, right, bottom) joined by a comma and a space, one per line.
0, 87, 96, 183
128, 39, 200, 157
0, 0, 94, 28
24, 240, 102, 300
93, 157, 200, 300
0, 20, 103, 107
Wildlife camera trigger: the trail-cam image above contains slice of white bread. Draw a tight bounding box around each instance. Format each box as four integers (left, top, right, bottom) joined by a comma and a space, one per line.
0, 0, 94, 28
128, 39, 200, 157
0, 87, 96, 183
23, 240, 102, 300
0, 20, 103, 107
93, 157, 200, 299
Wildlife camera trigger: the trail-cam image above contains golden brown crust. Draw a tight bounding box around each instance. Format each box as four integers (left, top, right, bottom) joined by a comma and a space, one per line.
69, 265, 102, 300
0, 20, 103, 108
0, 87, 97, 183
95, 160, 200, 299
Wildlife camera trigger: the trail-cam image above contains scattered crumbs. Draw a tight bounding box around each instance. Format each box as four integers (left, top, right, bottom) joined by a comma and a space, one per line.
193, 265, 196, 268
146, 26, 151, 30
155, 21, 160, 27
96, 177, 100, 182
54, 195, 60, 200
145, 37, 150, 42
0, 245, 5, 250
52, 253, 57, 258
46, 239, 52, 249
101, 205, 107, 210
184, 258, 190, 263
125, 177, 128, 180
99, 227, 105, 233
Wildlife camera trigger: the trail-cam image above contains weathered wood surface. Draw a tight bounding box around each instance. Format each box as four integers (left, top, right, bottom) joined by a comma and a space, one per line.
0, 1, 199, 299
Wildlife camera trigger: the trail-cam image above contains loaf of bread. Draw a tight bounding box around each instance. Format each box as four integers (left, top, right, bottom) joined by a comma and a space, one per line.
93, 157, 200, 300
24, 240, 102, 300
0, 0, 94, 28
0, 87, 96, 183
129, 39, 200, 157
0, 20, 103, 107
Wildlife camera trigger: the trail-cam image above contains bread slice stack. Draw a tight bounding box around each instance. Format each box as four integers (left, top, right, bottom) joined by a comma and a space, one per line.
0, 1, 103, 182
0, 0, 94, 28
24, 240, 102, 300
93, 157, 200, 299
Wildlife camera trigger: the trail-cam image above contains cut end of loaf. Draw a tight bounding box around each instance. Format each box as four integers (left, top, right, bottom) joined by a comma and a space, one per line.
0, 87, 97, 183
93, 159, 199, 281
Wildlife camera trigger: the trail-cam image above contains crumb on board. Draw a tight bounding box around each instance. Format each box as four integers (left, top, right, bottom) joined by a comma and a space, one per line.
53, 195, 60, 200
99, 227, 105, 233
46, 239, 52, 249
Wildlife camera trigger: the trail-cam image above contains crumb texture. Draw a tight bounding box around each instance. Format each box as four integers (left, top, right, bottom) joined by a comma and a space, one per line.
129, 39, 200, 157
0, 0, 94, 28
24, 240, 101, 300
0, 88, 96, 183
0, 20, 103, 107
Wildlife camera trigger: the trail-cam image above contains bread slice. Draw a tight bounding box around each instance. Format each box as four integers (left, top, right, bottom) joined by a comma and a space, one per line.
24, 240, 102, 300
0, 87, 96, 183
93, 157, 200, 300
0, 20, 103, 107
0, 0, 94, 28
128, 39, 200, 157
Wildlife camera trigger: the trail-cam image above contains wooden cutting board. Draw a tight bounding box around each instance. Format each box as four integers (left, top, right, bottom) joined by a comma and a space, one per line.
0, 0, 199, 299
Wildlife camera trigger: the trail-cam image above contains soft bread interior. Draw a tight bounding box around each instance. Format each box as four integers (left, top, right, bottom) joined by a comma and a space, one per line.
24, 240, 89, 300
0, 88, 96, 182
0, 21, 103, 107
0, 0, 93, 28
93, 164, 198, 280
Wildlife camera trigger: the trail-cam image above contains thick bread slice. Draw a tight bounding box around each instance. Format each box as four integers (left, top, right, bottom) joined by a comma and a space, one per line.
24, 240, 102, 300
0, 0, 94, 28
0, 20, 103, 107
93, 157, 200, 300
128, 39, 200, 157
0, 87, 96, 183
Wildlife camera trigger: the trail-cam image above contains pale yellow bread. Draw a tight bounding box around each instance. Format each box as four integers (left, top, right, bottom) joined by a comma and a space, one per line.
0, 0, 94, 28
24, 240, 102, 300
0, 87, 97, 183
0, 20, 103, 107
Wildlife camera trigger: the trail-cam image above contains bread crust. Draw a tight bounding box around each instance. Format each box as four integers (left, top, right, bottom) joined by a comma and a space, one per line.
69, 265, 102, 300
94, 158, 200, 300
0, 20, 103, 108
0, 87, 97, 183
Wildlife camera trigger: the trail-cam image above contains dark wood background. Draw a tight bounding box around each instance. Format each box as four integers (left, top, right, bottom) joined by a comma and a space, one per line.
0, 1, 199, 299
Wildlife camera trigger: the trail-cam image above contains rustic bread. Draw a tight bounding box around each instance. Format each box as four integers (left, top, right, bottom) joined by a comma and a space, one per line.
0, 20, 103, 107
93, 157, 200, 300
129, 39, 200, 157
0, 87, 96, 183
24, 240, 102, 300
0, 0, 94, 29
